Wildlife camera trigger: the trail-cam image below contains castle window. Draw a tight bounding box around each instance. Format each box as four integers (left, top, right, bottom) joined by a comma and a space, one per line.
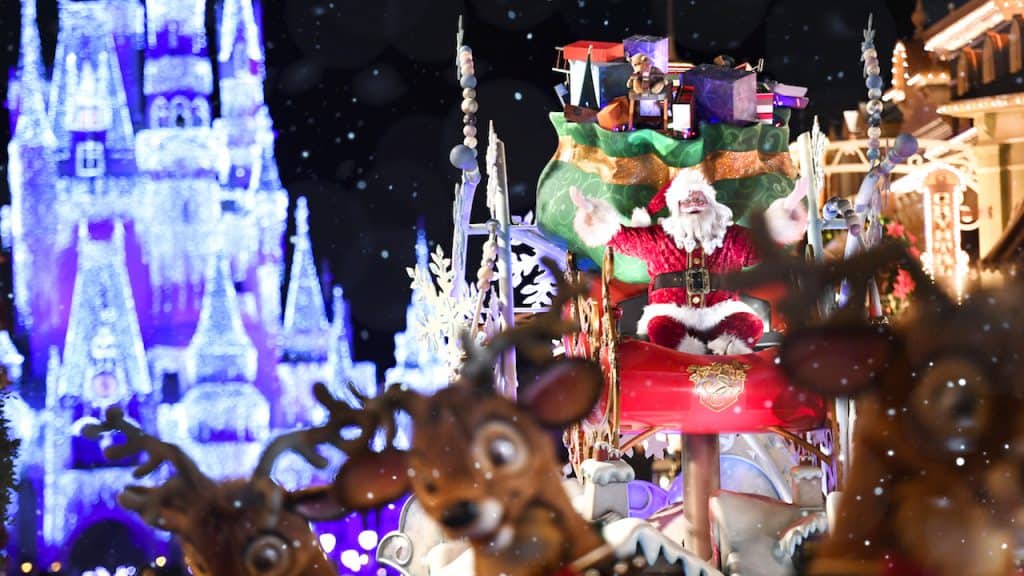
168, 21, 179, 50
171, 96, 191, 128
191, 97, 210, 126
982, 32, 1007, 84
151, 96, 169, 128
75, 141, 105, 177
957, 48, 977, 95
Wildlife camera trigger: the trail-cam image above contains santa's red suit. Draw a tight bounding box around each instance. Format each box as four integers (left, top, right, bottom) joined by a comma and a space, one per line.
571, 168, 806, 356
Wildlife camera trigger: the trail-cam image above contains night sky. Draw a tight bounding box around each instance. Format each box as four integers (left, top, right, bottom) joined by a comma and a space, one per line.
0, 0, 937, 373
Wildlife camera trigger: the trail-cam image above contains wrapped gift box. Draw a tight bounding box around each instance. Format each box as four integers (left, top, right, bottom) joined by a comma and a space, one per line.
772, 83, 810, 109
563, 40, 624, 63
682, 64, 757, 125
756, 92, 774, 124
623, 35, 669, 72
567, 59, 631, 109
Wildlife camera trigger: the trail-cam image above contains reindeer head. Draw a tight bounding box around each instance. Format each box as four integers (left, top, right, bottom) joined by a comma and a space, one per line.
331, 259, 610, 573
723, 217, 1024, 574
84, 383, 376, 576
781, 279, 1024, 574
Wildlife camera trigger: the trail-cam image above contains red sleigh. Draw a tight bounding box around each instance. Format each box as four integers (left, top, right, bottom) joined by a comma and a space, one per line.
562, 248, 841, 559
564, 248, 831, 436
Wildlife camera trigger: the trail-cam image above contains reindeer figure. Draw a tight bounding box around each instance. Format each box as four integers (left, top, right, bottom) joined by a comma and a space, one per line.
330, 259, 633, 576
723, 217, 1024, 576
83, 383, 382, 576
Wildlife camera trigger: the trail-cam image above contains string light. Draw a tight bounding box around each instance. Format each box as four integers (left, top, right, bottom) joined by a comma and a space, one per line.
920, 165, 970, 302
937, 91, 1024, 114
923, 0, 1021, 55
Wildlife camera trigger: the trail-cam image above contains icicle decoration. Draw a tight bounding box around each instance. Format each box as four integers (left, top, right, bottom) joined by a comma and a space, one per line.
862, 14, 883, 164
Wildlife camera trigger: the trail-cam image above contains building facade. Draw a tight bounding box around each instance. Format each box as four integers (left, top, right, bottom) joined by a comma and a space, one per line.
2, 0, 402, 571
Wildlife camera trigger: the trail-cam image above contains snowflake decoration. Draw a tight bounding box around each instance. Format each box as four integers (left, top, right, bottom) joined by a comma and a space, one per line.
407, 245, 485, 377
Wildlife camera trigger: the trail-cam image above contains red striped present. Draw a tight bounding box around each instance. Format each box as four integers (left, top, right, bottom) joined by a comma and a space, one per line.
756, 92, 774, 124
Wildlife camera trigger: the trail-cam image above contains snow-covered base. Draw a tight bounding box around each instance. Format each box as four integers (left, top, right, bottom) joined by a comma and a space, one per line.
776, 513, 828, 560
603, 518, 726, 575
581, 458, 636, 485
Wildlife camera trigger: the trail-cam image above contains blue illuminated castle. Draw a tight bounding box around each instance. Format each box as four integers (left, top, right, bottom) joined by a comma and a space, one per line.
2, 0, 442, 571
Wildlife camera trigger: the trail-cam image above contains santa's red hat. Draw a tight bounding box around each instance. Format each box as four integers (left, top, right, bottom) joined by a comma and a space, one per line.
631, 167, 718, 226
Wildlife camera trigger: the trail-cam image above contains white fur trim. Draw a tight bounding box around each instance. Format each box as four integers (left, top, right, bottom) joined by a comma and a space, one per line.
630, 207, 652, 227
664, 168, 717, 208
707, 333, 753, 356
573, 196, 622, 247
765, 196, 809, 245
677, 334, 707, 355
636, 299, 758, 336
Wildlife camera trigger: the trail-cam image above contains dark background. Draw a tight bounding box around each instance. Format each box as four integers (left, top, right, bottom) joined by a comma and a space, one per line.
0, 0, 954, 373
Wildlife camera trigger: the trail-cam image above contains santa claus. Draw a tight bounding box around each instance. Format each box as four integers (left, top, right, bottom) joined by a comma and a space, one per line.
571, 167, 807, 356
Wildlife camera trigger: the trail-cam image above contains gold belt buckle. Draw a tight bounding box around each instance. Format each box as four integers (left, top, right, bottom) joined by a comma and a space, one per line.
685, 267, 711, 295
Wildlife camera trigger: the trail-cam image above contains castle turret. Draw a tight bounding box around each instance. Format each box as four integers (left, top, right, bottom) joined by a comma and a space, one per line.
276, 197, 336, 427
133, 0, 226, 317
280, 197, 329, 362
6, 0, 61, 351
49, 1, 136, 181
181, 249, 269, 443
185, 251, 258, 385
384, 223, 448, 392
216, 0, 265, 192
329, 285, 377, 406
141, 0, 212, 128
57, 222, 152, 409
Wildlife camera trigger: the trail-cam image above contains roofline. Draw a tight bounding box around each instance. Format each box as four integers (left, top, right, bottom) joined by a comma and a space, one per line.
921, 0, 1024, 56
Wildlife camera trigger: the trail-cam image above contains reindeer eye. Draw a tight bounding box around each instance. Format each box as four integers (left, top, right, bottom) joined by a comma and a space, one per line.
913, 357, 991, 453
489, 437, 517, 466
472, 421, 528, 473
245, 534, 292, 576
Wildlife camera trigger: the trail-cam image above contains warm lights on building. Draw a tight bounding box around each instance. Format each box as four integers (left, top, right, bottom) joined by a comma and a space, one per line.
923, 0, 1023, 55
936, 91, 1024, 115
920, 165, 971, 300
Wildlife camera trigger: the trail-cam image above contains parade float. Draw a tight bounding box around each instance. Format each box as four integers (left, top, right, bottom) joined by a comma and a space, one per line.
373, 15, 924, 576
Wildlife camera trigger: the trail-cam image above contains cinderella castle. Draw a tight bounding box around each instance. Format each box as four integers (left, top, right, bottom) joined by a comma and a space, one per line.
3, 0, 445, 571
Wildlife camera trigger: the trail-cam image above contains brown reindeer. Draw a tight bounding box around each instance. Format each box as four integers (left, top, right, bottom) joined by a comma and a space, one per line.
723, 217, 1024, 576
329, 259, 630, 576
83, 382, 385, 576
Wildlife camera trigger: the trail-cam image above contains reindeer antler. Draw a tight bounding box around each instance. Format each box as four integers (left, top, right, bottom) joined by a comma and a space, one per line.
460, 257, 587, 387
254, 383, 369, 477
720, 214, 944, 328
257, 381, 425, 478
82, 407, 213, 531
83, 407, 210, 486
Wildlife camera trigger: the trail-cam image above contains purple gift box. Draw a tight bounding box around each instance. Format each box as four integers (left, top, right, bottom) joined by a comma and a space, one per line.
622, 35, 669, 73
772, 94, 810, 109
682, 64, 757, 125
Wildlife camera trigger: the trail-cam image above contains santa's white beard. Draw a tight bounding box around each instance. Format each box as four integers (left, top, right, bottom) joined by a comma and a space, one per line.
660, 202, 733, 254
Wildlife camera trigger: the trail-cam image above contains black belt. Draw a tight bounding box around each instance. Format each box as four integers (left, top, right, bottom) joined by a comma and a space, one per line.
652, 270, 720, 292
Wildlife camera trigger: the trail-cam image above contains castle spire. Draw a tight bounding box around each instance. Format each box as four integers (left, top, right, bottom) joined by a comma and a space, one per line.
57, 222, 152, 407
48, 1, 135, 174
280, 196, 330, 362
255, 108, 284, 194
329, 285, 353, 371
218, 0, 264, 74
9, 0, 55, 148
185, 250, 258, 384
